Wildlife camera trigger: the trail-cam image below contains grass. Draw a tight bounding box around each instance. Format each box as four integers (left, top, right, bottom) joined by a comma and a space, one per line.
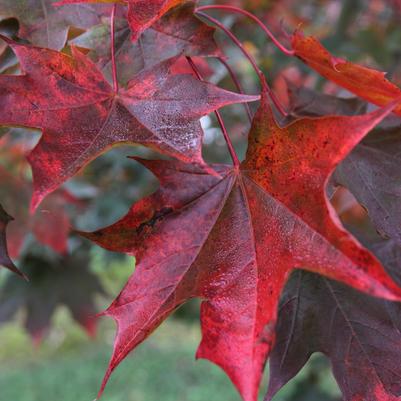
0, 308, 340, 401
0, 314, 244, 401
0, 254, 340, 401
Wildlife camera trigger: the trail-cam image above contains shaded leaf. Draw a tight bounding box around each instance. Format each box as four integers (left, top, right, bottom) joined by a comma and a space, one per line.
335, 124, 401, 246
0, 248, 105, 341
56, 0, 188, 42
0, 0, 109, 49
284, 85, 401, 247
267, 238, 401, 401
71, 3, 219, 86
286, 84, 367, 119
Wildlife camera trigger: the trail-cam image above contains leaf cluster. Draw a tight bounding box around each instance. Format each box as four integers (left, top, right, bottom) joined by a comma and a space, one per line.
0, 1, 401, 401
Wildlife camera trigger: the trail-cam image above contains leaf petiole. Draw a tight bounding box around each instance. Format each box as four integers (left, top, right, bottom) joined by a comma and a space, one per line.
110, 4, 118, 93
186, 56, 240, 168
196, 11, 288, 117
195, 5, 295, 57
217, 56, 253, 123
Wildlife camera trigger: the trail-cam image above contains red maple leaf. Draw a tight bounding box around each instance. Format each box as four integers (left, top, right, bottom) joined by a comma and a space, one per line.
0, 35, 257, 210
291, 31, 401, 116
81, 86, 401, 401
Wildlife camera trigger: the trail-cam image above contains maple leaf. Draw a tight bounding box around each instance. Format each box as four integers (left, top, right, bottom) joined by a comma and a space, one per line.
71, 3, 220, 86
0, 204, 25, 278
81, 87, 401, 401
56, 0, 188, 42
267, 238, 401, 401
291, 31, 401, 116
0, 0, 109, 50
0, 36, 257, 210
335, 123, 401, 246
0, 248, 105, 342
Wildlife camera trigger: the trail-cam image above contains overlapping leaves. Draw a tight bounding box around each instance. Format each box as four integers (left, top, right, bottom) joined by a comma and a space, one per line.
0, 35, 256, 209
1, 2, 401, 401
267, 86, 401, 401
268, 241, 401, 401
0, 0, 109, 49
71, 3, 220, 86
82, 86, 401, 401
56, 0, 189, 42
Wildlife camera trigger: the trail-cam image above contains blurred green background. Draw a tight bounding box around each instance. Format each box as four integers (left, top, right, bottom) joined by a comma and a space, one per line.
0, 251, 341, 401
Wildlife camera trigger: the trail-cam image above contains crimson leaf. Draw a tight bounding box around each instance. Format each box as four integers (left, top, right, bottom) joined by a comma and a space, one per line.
81, 88, 401, 401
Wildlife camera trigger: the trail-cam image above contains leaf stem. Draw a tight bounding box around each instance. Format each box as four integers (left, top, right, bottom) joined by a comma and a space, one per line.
197, 11, 263, 81
195, 5, 295, 56
110, 4, 118, 93
186, 56, 240, 168
217, 56, 253, 123
196, 11, 288, 117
